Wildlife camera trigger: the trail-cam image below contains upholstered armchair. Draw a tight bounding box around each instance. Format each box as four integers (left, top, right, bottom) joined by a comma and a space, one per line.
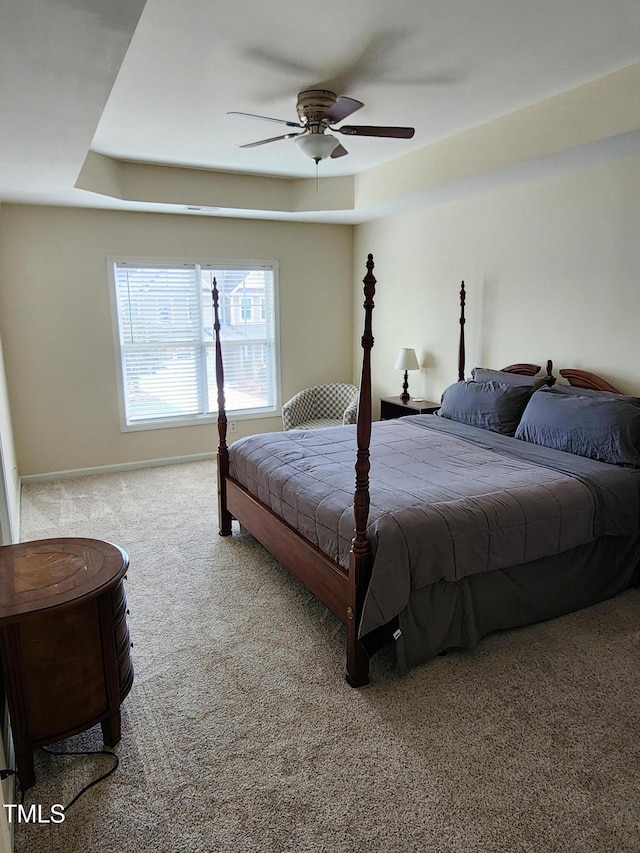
282, 383, 359, 430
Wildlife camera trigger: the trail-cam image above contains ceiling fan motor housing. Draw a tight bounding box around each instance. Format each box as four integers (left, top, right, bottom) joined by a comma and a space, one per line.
296, 89, 337, 130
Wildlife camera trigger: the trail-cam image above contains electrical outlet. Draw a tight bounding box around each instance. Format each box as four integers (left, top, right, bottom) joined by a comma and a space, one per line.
229, 421, 237, 434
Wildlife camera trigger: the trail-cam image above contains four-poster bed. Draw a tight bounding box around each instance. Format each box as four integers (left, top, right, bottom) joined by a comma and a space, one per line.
213, 256, 640, 686
215, 254, 376, 686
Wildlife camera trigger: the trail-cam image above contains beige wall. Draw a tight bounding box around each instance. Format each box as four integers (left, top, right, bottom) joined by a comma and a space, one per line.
0, 201, 20, 538
3, 148, 640, 477
0, 205, 354, 476
354, 152, 640, 411
0, 332, 19, 541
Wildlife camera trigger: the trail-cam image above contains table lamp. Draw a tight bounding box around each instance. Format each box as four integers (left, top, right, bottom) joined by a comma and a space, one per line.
394, 348, 420, 402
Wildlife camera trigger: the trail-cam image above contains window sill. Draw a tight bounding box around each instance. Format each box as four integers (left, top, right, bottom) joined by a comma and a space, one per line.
120, 409, 281, 433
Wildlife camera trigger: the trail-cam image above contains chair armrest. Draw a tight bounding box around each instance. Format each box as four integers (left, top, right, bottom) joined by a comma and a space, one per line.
282, 389, 315, 430
342, 400, 358, 424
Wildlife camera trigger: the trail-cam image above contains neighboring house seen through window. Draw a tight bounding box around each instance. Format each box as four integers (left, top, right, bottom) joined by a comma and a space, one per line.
110, 259, 279, 428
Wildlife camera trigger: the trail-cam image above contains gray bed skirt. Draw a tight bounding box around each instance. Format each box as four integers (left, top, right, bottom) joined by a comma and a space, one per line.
381, 533, 640, 674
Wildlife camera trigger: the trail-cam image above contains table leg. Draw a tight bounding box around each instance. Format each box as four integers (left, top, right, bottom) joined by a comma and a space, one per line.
14, 746, 35, 792
101, 710, 121, 747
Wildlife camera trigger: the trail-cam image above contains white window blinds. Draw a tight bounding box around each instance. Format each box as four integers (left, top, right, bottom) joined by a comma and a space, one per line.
111, 260, 278, 427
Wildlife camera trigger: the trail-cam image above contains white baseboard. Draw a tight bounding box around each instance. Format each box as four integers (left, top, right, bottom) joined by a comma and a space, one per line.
20, 452, 216, 484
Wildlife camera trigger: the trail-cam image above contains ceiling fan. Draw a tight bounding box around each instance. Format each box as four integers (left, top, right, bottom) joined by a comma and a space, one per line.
228, 89, 415, 164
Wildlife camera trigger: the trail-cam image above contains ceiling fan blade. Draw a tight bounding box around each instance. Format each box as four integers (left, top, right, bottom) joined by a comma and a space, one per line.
228, 111, 302, 129
330, 143, 349, 159
241, 47, 318, 77
239, 132, 302, 149
336, 125, 415, 139
323, 96, 364, 124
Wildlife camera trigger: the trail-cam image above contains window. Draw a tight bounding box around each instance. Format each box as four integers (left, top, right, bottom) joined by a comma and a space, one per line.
110, 259, 279, 428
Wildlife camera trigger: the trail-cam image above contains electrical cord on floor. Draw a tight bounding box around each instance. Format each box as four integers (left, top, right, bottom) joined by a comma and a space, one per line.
1, 749, 120, 811
39, 747, 120, 812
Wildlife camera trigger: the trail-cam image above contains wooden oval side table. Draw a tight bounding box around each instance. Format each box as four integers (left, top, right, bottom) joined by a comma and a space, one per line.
0, 537, 133, 791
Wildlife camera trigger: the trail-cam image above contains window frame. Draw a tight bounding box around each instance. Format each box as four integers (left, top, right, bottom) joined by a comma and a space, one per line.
108, 256, 281, 432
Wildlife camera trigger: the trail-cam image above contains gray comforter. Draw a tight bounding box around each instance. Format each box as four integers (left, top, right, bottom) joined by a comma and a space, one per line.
229, 415, 640, 640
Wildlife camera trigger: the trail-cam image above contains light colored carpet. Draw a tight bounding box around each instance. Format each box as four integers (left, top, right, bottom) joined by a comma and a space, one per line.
13, 460, 640, 853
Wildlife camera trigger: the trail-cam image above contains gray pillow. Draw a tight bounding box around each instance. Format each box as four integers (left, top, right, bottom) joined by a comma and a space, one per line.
437, 380, 533, 436
471, 367, 548, 389
515, 388, 640, 467
549, 383, 639, 403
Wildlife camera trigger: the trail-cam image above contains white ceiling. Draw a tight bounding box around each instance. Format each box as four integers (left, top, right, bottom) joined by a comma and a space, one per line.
3, 0, 640, 220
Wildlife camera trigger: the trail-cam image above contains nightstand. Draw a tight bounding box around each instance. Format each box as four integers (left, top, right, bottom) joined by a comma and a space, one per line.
380, 396, 440, 420
0, 537, 133, 790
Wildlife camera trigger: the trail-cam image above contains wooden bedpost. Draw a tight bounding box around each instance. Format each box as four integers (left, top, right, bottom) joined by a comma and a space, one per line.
213, 277, 232, 536
545, 359, 556, 386
346, 253, 376, 688
458, 281, 466, 382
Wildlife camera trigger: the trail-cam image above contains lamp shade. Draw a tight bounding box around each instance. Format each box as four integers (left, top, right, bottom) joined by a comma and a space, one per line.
295, 133, 339, 162
394, 348, 419, 371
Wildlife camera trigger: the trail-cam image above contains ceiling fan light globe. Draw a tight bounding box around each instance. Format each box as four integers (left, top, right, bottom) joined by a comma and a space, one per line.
294, 133, 339, 163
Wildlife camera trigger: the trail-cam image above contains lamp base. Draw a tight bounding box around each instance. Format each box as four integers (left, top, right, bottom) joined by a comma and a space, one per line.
400, 371, 410, 402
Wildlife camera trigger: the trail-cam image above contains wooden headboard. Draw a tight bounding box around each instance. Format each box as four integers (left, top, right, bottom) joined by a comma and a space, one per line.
501, 363, 540, 375
558, 369, 622, 394
503, 360, 555, 386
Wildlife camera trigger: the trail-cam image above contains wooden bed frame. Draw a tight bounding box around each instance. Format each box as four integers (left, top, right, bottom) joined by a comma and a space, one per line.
214, 260, 620, 686
558, 368, 622, 393
215, 254, 376, 686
